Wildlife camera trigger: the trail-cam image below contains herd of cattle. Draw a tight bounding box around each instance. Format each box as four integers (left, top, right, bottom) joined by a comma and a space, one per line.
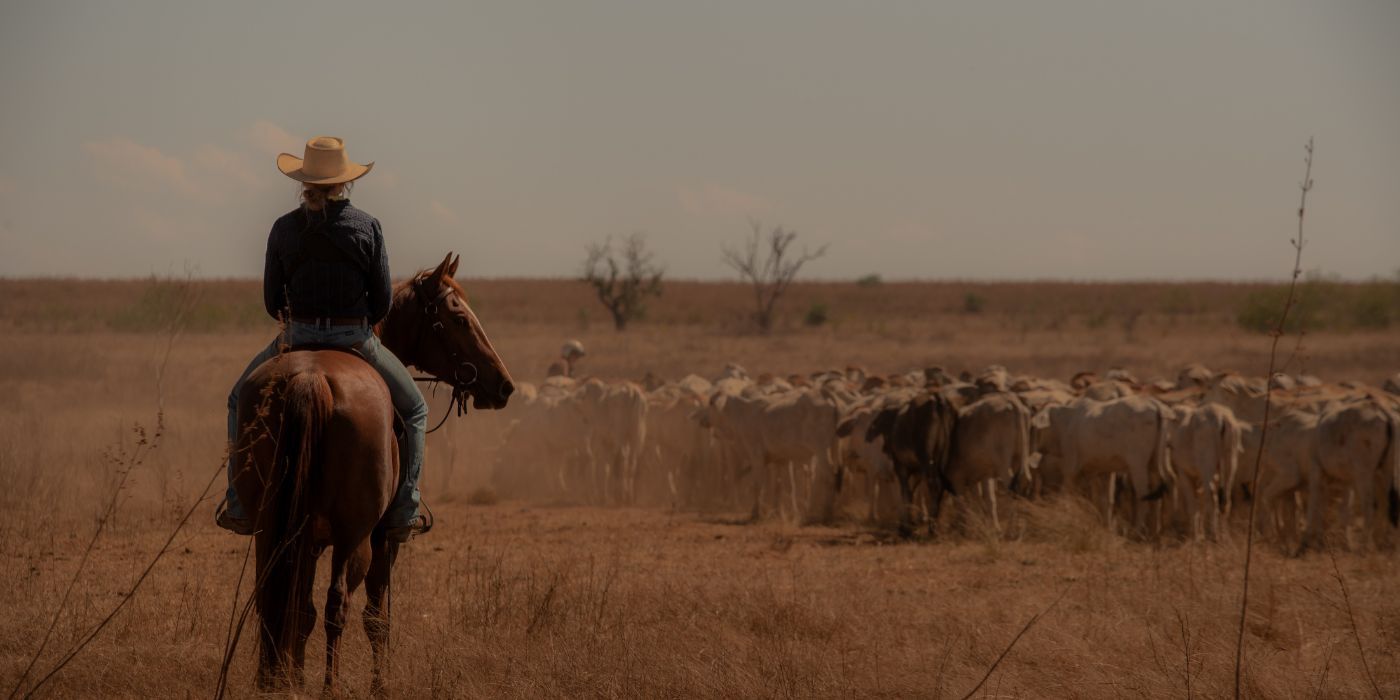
481, 363, 1400, 549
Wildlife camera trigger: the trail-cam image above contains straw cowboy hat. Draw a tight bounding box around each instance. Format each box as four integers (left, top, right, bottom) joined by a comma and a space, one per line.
276, 136, 374, 184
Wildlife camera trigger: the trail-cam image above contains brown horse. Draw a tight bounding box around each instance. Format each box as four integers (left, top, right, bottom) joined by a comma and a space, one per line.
232, 253, 512, 695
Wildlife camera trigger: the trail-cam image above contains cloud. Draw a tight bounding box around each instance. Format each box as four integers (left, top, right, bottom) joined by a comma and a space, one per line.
677, 183, 772, 217
430, 199, 459, 225
130, 206, 188, 243
83, 138, 196, 195
247, 119, 301, 157
192, 144, 260, 189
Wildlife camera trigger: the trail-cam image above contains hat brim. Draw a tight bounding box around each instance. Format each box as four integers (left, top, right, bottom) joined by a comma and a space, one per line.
276, 153, 374, 184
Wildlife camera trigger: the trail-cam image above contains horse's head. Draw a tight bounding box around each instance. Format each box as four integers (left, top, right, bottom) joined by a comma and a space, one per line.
380, 253, 514, 410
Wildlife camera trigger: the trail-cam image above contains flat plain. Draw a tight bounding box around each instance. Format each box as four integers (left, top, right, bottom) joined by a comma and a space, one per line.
2, 277, 1397, 698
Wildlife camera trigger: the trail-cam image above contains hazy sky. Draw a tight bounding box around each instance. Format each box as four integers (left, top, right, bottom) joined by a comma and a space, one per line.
1, 1, 1397, 281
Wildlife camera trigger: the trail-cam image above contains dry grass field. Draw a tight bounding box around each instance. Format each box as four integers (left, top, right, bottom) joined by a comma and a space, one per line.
2, 277, 1398, 698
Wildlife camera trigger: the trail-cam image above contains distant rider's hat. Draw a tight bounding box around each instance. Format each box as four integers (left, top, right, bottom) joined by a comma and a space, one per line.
276, 136, 374, 185
562, 340, 587, 359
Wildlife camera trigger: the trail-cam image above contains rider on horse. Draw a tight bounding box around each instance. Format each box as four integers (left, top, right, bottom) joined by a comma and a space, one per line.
216, 136, 430, 543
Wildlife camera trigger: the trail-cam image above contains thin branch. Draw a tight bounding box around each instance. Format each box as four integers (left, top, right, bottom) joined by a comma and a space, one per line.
20, 461, 226, 699
957, 580, 1075, 700
1234, 137, 1314, 699
1327, 547, 1383, 699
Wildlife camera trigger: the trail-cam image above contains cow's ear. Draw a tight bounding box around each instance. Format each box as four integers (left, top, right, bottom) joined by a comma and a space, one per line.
836, 416, 857, 438
866, 408, 896, 442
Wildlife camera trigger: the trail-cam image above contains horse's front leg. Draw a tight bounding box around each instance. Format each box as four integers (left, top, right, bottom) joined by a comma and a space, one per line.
363, 533, 399, 698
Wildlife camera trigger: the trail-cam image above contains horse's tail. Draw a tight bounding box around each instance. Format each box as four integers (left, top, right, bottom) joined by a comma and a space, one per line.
258, 371, 333, 677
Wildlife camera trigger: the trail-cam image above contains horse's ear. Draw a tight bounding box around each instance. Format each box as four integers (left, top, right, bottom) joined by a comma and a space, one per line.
447, 254, 460, 279
427, 252, 454, 284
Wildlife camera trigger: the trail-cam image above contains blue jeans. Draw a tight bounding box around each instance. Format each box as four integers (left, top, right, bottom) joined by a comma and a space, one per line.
224, 322, 428, 528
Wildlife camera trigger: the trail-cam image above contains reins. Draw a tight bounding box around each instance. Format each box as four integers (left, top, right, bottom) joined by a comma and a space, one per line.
413, 377, 464, 434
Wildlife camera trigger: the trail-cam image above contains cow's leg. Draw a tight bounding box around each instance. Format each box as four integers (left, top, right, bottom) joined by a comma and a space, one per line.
1353, 476, 1375, 550
1206, 476, 1223, 542
866, 469, 879, 524
896, 471, 916, 536
1100, 474, 1116, 530
807, 453, 838, 525
785, 460, 800, 523
1301, 468, 1330, 552
1179, 476, 1200, 542
986, 478, 1001, 534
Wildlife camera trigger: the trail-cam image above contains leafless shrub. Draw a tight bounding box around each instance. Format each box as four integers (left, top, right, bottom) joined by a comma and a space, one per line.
581, 233, 664, 331
722, 221, 828, 333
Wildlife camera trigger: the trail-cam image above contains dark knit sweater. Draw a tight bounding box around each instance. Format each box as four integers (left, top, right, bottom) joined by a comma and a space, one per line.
263, 200, 392, 323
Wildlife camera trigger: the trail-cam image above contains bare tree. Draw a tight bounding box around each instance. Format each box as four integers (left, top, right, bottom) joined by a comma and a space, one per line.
581, 233, 664, 331
722, 221, 828, 333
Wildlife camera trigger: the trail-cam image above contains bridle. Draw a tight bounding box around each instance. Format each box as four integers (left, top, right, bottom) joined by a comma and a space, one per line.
410, 275, 478, 434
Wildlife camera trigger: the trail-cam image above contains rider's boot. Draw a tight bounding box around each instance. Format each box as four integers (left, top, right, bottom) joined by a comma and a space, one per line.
215, 494, 254, 535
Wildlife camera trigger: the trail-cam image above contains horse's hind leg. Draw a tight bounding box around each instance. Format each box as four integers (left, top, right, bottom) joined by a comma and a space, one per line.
324, 541, 371, 697
291, 548, 321, 689
363, 534, 399, 698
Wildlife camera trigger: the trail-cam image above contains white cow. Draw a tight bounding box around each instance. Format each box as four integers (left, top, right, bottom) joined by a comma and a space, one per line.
1305, 398, 1400, 548
700, 388, 843, 523
1243, 407, 1321, 550
945, 392, 1032, 532
570, 379, 649, 505
1031, 395, 1173, 534
1168, 403, 1243, 540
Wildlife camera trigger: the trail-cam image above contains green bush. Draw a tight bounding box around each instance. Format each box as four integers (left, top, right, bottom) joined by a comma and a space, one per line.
1347, 286, 1392, 329
804, 302, 830, 327
963, 293, 985, 314
1234, 274, 1396, 333
855, 274, 883, 288
1236, 287, 1316, 334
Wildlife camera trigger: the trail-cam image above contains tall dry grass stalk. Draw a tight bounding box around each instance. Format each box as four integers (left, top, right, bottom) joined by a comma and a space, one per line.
1232, 137, 1313, 698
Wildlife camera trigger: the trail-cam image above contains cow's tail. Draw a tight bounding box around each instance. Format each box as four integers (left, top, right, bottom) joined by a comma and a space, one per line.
1142, 403, 1173, 501
1008, 403, 1032, 497
1383, 410, 1399, 527
258, 372, 332, 670
1218, 412, 1242, 515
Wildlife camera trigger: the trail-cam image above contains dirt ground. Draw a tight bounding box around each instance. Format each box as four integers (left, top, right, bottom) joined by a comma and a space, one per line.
1, 278, 1398, 698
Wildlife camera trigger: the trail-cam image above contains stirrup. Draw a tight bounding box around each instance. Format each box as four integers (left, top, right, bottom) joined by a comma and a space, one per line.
385, 514, 431, 543
215, 501, 254, 536
385, 500, 434, 543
